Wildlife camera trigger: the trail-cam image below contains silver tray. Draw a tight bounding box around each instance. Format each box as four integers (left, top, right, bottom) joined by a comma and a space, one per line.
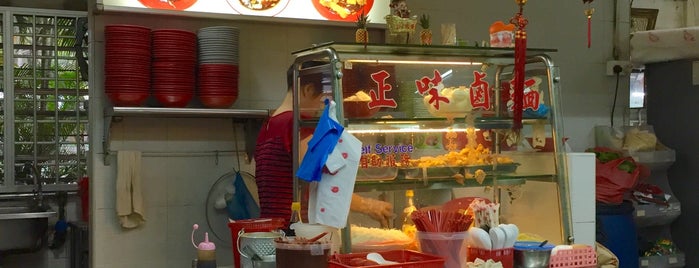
401, 163, 520, 180
356, 167, 398, 181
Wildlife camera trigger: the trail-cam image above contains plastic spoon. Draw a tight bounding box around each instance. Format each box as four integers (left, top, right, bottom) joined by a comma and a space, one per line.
366, 252, 399, 265
489, 226, 506, 249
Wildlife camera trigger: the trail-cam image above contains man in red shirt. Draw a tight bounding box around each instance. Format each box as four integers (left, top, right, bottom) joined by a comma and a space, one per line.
255, 61, 394, 227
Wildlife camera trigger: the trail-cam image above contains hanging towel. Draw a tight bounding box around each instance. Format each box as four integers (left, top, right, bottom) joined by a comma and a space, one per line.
116, 151, 145, 228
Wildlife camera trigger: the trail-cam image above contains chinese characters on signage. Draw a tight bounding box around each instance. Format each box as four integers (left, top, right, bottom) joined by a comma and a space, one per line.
360, 143, 413, 168
415, 70, 450, 109
368, 70, 398, 109
355, 68, 543, 169
469, 71, 491, 110
502, 77, 541, 111
362, 68, 542, 112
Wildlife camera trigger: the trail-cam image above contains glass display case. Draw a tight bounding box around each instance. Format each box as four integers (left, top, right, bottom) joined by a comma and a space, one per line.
290, 42, 572, 252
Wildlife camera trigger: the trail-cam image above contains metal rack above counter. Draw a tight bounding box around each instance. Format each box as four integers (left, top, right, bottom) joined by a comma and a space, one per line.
107, 106, 269, 118
102, 106, 270, 165
354, 176, 527, 192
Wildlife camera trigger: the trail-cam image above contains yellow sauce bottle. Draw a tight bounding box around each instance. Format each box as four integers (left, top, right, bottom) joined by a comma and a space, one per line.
402, 190, 418, 250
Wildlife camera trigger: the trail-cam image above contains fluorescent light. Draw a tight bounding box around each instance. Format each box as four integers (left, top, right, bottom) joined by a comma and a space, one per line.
348, 59, 482, 66
347, 128, 478, 134
442, 69, 453, 79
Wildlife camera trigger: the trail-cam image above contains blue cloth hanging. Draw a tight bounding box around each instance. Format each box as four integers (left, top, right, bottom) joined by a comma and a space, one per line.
226, 171, 260, 220
296, 101, 344, 182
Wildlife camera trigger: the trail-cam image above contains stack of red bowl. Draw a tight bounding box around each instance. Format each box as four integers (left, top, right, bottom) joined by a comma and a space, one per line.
104, 25, 151, 106
151, 29, 197, 107
197, 26, 239, 108
197, 64, 239, 108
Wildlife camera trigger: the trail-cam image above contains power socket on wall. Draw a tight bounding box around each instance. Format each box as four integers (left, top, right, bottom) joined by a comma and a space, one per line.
606, 60, 633, 76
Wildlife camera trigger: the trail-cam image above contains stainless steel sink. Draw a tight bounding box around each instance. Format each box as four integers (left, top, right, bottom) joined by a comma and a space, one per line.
0, 205, 56, 252
0, 206, 55, 220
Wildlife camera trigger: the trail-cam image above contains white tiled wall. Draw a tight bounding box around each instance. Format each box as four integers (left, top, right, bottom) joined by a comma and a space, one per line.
91, 118, 254, 268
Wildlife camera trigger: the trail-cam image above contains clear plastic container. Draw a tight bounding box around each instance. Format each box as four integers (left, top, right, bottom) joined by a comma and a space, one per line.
628, 148, 675, 171
275, 240, 332, 268
416, 231, 468, 268
291, 223, 341, 254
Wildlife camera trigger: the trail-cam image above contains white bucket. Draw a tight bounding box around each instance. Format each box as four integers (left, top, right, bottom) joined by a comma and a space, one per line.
291, 223, 341, 254
237, 230, 283, 268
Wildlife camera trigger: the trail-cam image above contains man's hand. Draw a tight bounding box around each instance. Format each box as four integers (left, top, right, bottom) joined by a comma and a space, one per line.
351, 194, 395, 227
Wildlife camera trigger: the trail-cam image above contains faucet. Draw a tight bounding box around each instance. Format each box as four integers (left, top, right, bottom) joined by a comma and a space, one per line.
23, 162, 45, 210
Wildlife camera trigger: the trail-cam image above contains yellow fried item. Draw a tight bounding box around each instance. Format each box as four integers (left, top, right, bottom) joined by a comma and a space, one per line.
409, 144, 513, 167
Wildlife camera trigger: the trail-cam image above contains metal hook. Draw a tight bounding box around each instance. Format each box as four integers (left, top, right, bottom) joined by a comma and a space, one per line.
233, 123, 242, 171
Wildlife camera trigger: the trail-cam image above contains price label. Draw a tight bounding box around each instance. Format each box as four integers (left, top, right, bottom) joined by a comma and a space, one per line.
669, 257, 678, 264
641, 259, 649, 266
309, 244, 324, 256
637, 210, 646, 217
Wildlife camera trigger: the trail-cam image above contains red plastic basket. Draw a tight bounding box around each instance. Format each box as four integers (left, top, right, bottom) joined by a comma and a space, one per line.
328, 250, 444, 268
549, 245, 597, 268
467, 247, 514, 268
228, 218, 285, 268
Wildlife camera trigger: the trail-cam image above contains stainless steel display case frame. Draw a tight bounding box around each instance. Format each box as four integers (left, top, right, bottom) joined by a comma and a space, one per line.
291, 42, 572, 252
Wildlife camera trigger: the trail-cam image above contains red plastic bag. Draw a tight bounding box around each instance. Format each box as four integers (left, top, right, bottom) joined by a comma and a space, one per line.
595, 157, 641, 204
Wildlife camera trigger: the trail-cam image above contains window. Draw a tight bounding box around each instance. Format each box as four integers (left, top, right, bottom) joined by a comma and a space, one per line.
0, 8, 88, 193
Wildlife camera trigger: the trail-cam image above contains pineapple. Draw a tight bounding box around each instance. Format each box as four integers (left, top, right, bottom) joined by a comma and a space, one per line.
419, 14, 432, 45
355, 11, 369, 44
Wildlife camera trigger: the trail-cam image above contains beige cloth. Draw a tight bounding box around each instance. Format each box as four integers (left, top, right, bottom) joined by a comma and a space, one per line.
116, 151, 145, 228
597, 242, 620, 268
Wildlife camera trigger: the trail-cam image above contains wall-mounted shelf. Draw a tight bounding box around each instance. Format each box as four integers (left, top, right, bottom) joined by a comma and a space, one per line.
107, 106, 269, 118
102, 106, 270, 165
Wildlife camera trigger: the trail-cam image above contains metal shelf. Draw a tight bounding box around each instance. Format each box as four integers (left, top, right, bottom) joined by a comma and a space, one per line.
293, 42, 557, 59
354, 176, 529, 192
108, 106, 269, 118
102, 106, 270, 165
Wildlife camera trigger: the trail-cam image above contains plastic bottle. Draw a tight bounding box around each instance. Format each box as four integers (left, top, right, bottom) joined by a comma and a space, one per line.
402, 190, 417, 248
285, 201, 302, 236
191, 224, 216, 268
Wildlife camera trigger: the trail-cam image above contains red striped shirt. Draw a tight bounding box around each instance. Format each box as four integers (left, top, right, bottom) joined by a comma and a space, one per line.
255, 111, 294, 221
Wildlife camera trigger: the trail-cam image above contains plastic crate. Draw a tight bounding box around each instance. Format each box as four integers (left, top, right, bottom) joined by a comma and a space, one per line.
328, 250, 444, 268
640, 253, 685, 268
634, 198, 681, 227
549, 245, 597, 268
228, 218, 285, 268
467, 247, 514, 268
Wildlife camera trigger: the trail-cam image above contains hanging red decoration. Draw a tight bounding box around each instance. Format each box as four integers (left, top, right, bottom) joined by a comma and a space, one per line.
584, 0, 594, 48
510, 0, 528, 131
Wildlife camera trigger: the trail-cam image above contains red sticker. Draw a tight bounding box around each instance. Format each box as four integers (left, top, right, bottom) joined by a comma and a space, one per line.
342, 152, 348, 159
339, 138, 343, 143
331, 186, 340, 193
320, 207, 325, 213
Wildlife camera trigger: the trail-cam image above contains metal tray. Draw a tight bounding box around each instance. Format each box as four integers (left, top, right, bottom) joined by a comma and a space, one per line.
463, 163, 520, 174
402, 163, 520, 180
356, 167, 398, 181
402, 166, 463, 180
